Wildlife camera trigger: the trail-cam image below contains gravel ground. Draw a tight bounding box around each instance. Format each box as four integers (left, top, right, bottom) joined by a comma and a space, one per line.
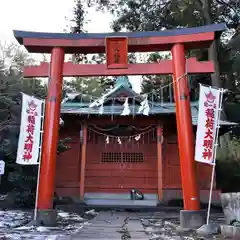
0, 208, 226, 239
0, 209, 97, 239
140, 211, 226, 240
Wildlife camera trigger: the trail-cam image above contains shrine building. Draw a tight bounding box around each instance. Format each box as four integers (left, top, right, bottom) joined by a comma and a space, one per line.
56, 76, 233, 206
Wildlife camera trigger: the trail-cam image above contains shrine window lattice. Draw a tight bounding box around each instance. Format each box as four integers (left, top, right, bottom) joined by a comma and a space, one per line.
101, 152, 144, 164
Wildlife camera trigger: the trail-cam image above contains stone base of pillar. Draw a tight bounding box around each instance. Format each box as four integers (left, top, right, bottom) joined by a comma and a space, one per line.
180, 210, 206, 229
36, 209, 57, 226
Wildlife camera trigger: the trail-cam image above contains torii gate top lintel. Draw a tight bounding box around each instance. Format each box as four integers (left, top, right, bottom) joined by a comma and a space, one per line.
13, 23, 227, 54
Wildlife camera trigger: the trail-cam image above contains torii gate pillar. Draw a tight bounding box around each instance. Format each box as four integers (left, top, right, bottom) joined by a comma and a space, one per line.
172, 43, 206, 229
36, 47, 65, 226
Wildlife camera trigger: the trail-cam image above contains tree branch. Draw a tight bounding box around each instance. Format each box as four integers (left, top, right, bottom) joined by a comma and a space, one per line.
215, 0, 240, 16
195, 0, 203, 11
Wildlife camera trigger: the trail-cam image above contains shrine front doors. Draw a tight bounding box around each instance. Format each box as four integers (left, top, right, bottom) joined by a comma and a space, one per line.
85, 148, 158, 194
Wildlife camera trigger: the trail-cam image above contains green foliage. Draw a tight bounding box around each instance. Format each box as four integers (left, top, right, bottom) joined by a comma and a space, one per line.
216, 135, 240, 192
64, 76, 113, 98
0, 43, 72, 207
216, 160, 240, 192
84, 0, 239, 30
217, 136, 240, 162
71, 0, 87, 34
82, 0, 240, 89
0, 43, 47, 159
57, 137, 72, 155
67, 0, 114, 96
141, 52, 173, 100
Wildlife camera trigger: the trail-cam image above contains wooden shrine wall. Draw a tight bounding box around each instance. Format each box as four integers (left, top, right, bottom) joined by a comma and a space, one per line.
163, 120, 214, 190
84, 127, 158, 193
55, 116, 81, 197
54, 115, 215, 198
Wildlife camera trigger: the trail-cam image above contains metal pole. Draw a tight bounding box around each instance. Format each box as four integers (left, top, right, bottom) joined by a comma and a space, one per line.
206, 88, 224, 225
33, 99, 45, 222
206, 159, 216, 225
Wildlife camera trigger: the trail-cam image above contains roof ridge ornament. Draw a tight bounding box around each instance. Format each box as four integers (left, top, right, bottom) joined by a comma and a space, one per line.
115, 76, 132, 88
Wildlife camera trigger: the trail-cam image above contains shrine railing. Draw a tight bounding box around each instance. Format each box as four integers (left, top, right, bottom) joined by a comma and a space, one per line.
146, 80, 200, 103
61, 102, 199, 115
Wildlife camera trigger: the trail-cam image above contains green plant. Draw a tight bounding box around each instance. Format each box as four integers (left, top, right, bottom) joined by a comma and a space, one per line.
216, 135, 240, 192
57, 137, 72, 155
217, 135, 240, 162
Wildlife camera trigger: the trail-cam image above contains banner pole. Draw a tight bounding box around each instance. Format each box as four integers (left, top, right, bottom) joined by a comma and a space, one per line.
33, 99, 45, 222
206, 160, 216, 225
206, 88, 224, 225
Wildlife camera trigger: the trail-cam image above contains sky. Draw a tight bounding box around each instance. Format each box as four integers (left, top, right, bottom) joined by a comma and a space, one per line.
0, 0, 112, 39
0, 0, 141, 92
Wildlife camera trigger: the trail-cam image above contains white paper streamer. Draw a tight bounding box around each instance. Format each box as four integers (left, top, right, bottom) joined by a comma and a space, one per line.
117, 137, 122, 145
61, 92, 80, 104
135, 134, 141, 141
138, 95, 150, 116
98, 97, 105, 114
121, 97, 130, 116
99, 104, 104, 114
143, 103, 150, 116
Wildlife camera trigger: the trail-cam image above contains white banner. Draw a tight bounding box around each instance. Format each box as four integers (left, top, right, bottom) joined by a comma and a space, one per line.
16, 93, 43, 165
0, 160, 5, 175
195, 85, 221, 165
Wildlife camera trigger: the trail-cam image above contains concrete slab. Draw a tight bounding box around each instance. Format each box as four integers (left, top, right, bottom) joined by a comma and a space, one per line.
85, 199, 158, 206
221, 225, 240, 239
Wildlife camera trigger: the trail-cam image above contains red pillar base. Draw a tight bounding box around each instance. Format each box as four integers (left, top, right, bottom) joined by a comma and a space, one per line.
36, 209, 57, 226
180, 210, 207, 229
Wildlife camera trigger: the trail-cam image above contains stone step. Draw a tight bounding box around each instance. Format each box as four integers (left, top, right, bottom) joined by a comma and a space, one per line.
84, 199, 158, 207
84, 193, 158, 200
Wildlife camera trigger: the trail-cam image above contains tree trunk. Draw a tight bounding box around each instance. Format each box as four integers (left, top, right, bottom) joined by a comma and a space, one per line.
209, 40, 222, 87
202, 0, 221, 87
226, 73, 235, 90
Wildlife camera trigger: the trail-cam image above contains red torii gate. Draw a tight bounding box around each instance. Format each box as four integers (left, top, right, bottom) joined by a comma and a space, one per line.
14, 23, 227, 227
